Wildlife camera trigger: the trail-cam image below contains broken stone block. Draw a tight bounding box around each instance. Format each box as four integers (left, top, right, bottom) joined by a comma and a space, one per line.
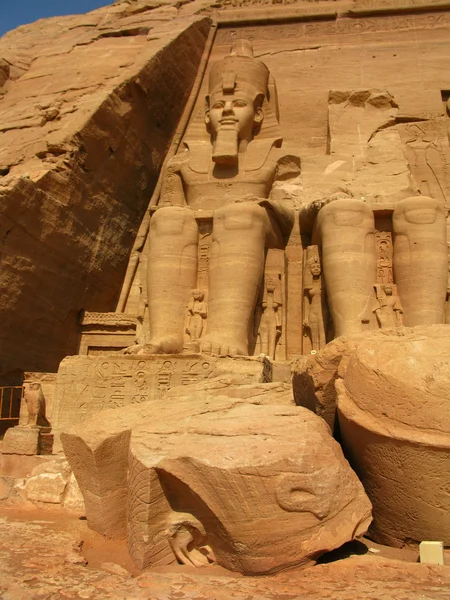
62, 390, 372, 575
22, 458, 71, 505
24, 472, 68, 504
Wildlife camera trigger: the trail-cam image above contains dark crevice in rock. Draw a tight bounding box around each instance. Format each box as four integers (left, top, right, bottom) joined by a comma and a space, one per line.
97, 27, 152, 38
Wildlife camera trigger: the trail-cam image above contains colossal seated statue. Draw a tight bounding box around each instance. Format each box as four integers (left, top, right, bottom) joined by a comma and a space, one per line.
136, 40, 298, 357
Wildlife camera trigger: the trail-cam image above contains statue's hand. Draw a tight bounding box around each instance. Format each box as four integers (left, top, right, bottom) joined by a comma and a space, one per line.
303, 319, 310, 329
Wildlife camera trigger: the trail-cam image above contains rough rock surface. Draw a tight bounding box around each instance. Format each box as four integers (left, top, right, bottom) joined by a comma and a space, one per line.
61, 389, 371, 575
1, 506, 450, 600
0, 1, 211, 381
1, 456, 85, 515
292, 333, 368, 431
336, 324, 450, 547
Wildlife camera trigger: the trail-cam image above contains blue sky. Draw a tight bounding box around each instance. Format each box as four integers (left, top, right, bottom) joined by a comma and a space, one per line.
0, 0, 112, 37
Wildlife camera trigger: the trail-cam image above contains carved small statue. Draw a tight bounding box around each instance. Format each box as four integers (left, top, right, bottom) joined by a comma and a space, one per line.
256, 277, 282, 359
186, 289, 207, 342
303, 247, 327, 352
141, 39, 299, 357
373, 284, 403, 329
23, 382, 46, 427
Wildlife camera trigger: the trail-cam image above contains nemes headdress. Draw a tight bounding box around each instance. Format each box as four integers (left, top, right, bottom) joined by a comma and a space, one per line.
208, 40, 270, 103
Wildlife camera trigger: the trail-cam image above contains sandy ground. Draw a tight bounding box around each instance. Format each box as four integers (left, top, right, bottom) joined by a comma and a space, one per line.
0, 505, 450, 600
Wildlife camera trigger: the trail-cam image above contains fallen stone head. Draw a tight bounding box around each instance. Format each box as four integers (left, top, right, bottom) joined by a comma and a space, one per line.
61, 392, 371, 575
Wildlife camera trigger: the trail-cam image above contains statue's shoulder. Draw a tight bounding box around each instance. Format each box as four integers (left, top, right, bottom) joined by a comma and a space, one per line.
245, 138, 281, 172
167, 147, 190, 172
178, 140, 210, 174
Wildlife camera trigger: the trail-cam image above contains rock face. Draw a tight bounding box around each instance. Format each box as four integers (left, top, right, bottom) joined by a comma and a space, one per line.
61, 387, 371, 575
0, 2, 210, 381
3, 0, 450, 380
336, 325, 450, 546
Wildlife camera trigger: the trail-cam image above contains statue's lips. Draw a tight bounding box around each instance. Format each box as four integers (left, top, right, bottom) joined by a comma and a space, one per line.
219, 118, 238, 126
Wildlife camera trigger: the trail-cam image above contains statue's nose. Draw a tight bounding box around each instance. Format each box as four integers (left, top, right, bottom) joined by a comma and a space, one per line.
222, 102, 234, 116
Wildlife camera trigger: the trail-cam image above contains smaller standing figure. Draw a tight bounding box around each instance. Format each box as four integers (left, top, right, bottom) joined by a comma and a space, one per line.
303, 248, 327, 352
23, 382, 46, 427
186, 290, 207, 342
373, 284, 403, 329
256, 277, 282, 360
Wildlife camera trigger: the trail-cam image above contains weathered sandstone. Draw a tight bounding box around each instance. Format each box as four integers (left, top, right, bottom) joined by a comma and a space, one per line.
336, 325, 450, 546
61, 389, 371, 575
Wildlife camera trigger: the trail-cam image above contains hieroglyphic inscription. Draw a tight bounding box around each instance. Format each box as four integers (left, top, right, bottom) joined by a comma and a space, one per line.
216, 12, 450, 44
198, 235, 212, 289
376, 232, 394, 284
54, 356, 217, 431
53, 355, 270, 437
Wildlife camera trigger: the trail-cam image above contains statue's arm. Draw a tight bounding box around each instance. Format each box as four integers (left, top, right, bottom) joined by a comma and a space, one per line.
303, 289, 310, 326
158, 156, 187, 207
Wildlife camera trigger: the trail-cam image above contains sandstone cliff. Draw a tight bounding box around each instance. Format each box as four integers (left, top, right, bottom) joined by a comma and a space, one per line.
0, 0, 210, 381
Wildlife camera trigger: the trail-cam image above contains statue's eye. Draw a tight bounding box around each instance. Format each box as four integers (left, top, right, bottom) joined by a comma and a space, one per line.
212, 102, 224, 110
233, 100, 248, 107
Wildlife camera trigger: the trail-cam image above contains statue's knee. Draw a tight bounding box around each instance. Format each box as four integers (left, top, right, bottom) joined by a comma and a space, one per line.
215, 202, 268, 232
151, 207, 196, 236
393, 196, 445, 227
318, 199, 374, 230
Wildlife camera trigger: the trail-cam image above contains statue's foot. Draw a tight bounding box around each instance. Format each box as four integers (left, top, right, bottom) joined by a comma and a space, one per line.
122, 343, 145, 355
146, 335, 183, 354
123, 336, 183, 355
201, 336, 247, 357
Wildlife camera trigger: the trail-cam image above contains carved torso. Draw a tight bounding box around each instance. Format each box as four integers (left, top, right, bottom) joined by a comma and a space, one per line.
161, 139, 281, 211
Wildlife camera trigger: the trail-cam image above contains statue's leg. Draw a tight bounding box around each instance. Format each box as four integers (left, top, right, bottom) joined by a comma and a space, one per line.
147, 207, 198, 353
267, 322, 277, 360
393, 196, 447, 326
317, 199, 377, 337
202, 203, 281, 356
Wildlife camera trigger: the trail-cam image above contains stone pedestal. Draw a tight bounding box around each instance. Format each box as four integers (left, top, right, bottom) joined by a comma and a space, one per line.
51, 354, 272, 449
2, 426, 40, 456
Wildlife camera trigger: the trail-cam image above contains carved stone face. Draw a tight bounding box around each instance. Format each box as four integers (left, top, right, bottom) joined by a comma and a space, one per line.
266, 279, 276, 293
205, 92, 263, 142
309, 260, 321, 277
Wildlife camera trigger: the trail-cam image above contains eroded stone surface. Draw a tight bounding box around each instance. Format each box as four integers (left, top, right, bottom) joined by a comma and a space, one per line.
336, 324, 450, 547
2, 427, 39, 456
51, 354, 272, 446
